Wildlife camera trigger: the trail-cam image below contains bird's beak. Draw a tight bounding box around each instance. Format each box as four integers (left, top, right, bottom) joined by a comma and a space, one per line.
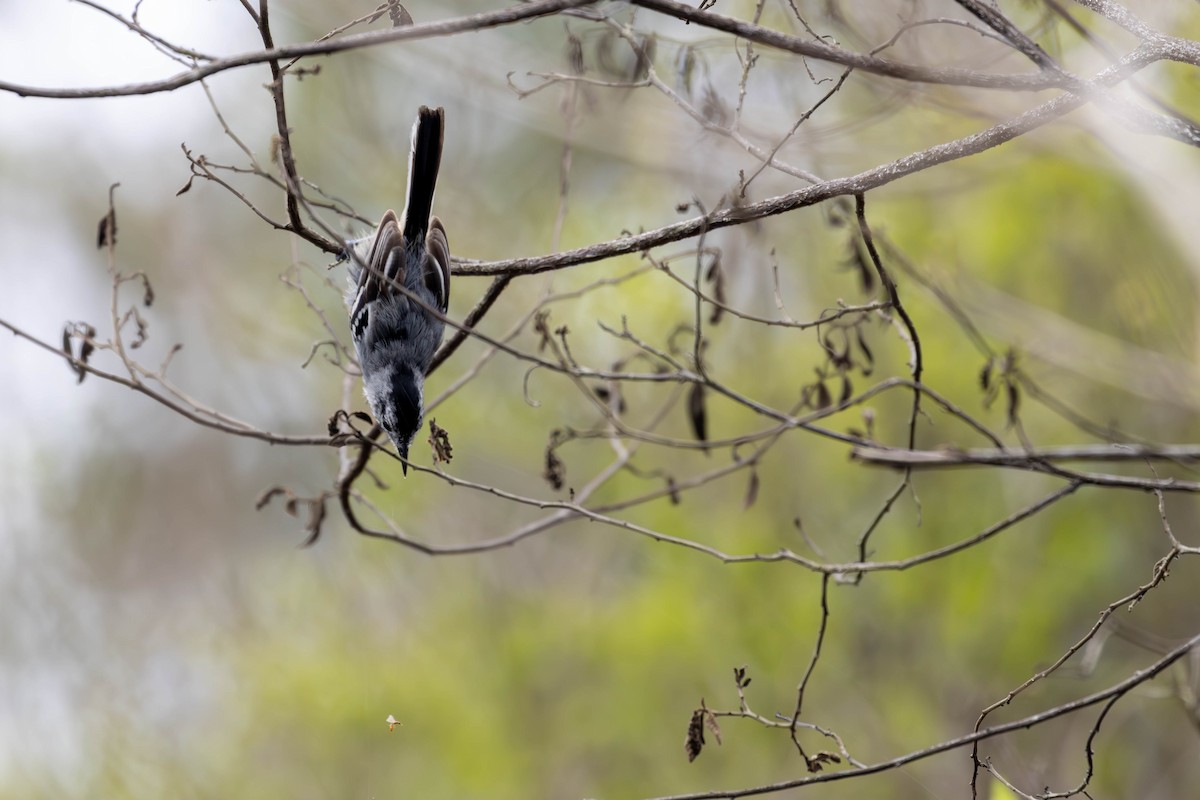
399, 445, 409, 477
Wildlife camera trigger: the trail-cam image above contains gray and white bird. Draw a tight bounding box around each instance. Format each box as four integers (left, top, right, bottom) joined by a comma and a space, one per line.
347, 106, 450, 474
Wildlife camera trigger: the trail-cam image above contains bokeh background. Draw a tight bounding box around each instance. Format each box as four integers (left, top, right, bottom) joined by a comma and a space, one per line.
3, 2, 1200, 797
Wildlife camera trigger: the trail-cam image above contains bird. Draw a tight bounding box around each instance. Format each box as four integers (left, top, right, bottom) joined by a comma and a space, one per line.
347, 106, 450, 474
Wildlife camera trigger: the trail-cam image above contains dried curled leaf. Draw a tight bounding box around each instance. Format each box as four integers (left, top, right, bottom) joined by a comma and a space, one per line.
255, 485, 328, 547
384, 0, 413, 26
805, 751, 842, 773
821, 329, 852, 371
78, 326, 96, 367
700, 84, 729, 127
592, 383, 627, 414
122, 308, 148, 349
428, 418, 453, 465
844, 237, 874, 293
139, 273, 155, 307
566, 31, 584, 75
96, 209, 117, 249
674, 45, 696, 97
327, 409, 374, 438
705, 252, 725, 325
303, 497, 327, 546
63, 322, 98, 384
685, 708, 705, 762
686, 701, 722, 763
255, 486, 288, 511
855, 326, 873, 374
743, 469, 759, 510
1006, 380, 1020, 428
687, 383, 707, 448
631, 33, 656, 81
813, 380, 832, 411
838, 374, 853, 406
533, 310, 553, 353
703, 708, 723, 746
544, 429, 566, 491
980, 357, 994, 391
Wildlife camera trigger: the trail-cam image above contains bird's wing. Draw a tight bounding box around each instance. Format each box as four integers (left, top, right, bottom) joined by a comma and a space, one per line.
424, 216, 450, 313
350, 210, 406, 339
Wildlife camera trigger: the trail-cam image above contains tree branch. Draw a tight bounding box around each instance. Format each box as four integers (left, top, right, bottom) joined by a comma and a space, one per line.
0, 0, 596, 98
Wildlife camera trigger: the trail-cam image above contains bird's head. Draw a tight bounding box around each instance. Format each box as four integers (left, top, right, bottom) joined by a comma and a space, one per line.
366, 364, 423, 475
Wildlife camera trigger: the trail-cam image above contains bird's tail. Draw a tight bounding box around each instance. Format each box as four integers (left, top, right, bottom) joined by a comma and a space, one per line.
402, 106, 444, 244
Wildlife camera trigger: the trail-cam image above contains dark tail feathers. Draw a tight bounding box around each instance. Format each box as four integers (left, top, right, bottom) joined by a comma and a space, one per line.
403, 106, 444, 243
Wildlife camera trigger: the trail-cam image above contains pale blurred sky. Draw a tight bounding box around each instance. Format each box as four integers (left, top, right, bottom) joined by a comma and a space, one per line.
0, 2, 295, 782
1, 1, 256, 442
